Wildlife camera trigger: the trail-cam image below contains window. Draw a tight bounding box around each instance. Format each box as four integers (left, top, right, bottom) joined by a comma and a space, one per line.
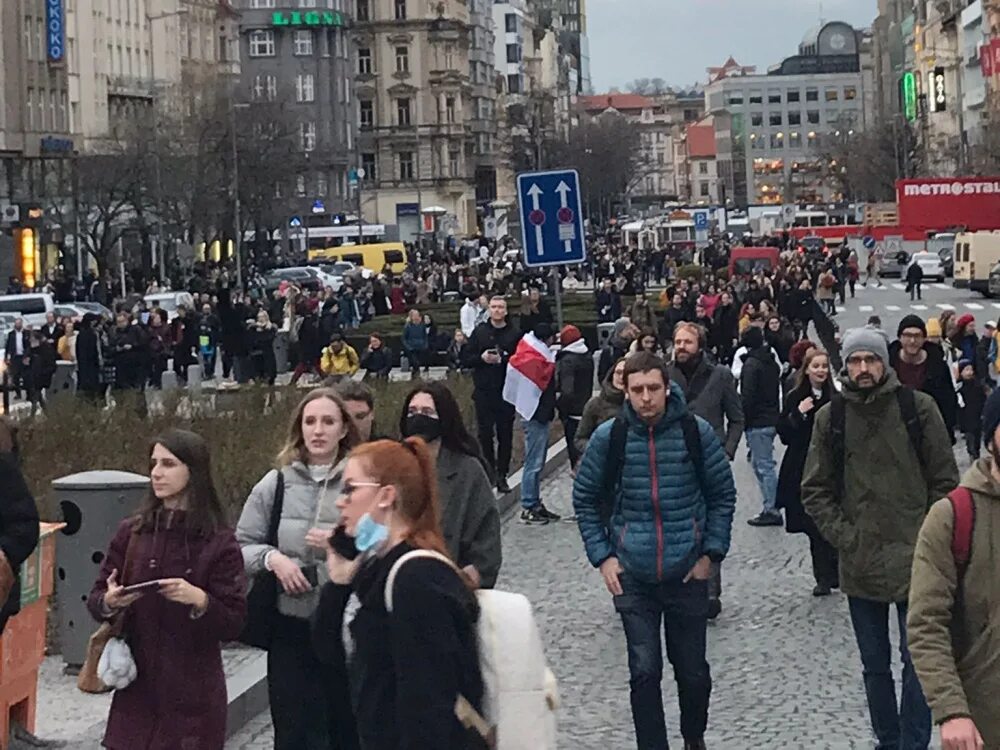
358, 47, 372, 74
698, 162, 708, 175
359, 99, 374, 128
300, 121, 316, 151
396, 97, 411, 125
296, 73, 315, 102
748, 90, 762, 104
769, 111, 782, 126
770, 132, 784, 149
356, 0, 369, 21
300, 0, 317, 7
395, 46, 408, 72
750, 134, 765, 151
398, 151, 414, 180
750, 112, 763, 126
251, 74, 277, 101
807, 110, 820, 124
507, 73, 521, 94
789, 132, 802, 148
505, 13, 517, 32
25, 88, 34, 131
248, 30, 275, 57
844, 86, 857, 100
768, 90, 781, 104
700, 182, 710, 197
444, 44, 454, 69
824, 87, 839, 102
449, 150, 460, 177
296, 175, 307, 197
317, 172, 328, 197
394, 0, 406, 19
726, 92, 744, 106
506, 44, 520, 63
361, 152, 376, 180
788, 111, 801, 125
294, 30, 313, 55
250, 0, 275, 7
445, 96, 455, 123
787, 90, 800, 103
806, 87, 819, 102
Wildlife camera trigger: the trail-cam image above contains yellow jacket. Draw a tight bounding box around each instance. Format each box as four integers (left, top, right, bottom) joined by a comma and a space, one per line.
320, 344, 359, 376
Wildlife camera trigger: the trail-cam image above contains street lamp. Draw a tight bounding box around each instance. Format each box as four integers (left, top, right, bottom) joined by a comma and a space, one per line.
230, 101, 250, 289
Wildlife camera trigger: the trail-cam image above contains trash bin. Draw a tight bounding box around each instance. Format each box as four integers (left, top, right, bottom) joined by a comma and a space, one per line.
596, 322, 616, 350
0, 523, 63, 746
52, 471, 150, 670
274, 331, 289, 374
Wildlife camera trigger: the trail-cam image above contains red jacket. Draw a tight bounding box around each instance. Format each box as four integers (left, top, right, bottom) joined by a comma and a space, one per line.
87, 514, 247, 750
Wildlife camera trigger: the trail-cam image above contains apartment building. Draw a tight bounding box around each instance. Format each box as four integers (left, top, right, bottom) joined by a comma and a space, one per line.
354, 0, 491, 239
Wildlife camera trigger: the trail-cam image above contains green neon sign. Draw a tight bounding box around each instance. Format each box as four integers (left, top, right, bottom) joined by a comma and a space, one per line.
271, 10, 344, 27
902, 72, 917, 122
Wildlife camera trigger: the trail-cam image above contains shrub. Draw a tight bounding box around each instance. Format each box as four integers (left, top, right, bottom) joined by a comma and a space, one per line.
676, 264, 704, 283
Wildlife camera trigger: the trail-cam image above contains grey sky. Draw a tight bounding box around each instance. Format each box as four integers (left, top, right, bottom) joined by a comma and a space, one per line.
586, 0, 877, 92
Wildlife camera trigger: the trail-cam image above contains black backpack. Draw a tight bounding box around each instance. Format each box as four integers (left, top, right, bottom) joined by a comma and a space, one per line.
599, 411, 704, 526
828, 386, 923, 499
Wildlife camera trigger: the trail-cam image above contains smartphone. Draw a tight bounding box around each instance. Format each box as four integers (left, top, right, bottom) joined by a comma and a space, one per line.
121, 579, 163, 595
300, 565, 319, 587
328, 526, 360, 561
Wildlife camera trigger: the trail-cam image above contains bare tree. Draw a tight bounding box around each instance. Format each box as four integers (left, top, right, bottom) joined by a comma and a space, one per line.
818, 118, 921, 202
625, 78, 670, 96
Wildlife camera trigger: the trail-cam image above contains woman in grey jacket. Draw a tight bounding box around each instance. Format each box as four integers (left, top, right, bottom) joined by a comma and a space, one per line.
236, 387, 360, 750
398, 382, 502, 588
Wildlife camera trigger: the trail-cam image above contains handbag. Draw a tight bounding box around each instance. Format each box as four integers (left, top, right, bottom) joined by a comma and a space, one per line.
238, 471, 285, 650
78, 530, 140, 694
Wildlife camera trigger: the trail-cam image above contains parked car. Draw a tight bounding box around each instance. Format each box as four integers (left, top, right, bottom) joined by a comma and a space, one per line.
909, 251, 946, 282
263, 267, 323, 293
881, 250, 912, 278
144, 292, 196, 321
938, 245, 954, 277
54, 302, 114, 323
0, 293, 55, 328
988, 261, 1000, 298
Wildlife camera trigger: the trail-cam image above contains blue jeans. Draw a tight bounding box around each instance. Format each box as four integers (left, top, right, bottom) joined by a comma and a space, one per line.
745, 427, 778, 514
520, 418, 550, 509
614, 573, 712, 748
848, 597, 931, 750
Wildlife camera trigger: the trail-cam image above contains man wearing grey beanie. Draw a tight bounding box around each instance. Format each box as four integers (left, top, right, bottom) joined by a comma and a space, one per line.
801, 327, 958, 750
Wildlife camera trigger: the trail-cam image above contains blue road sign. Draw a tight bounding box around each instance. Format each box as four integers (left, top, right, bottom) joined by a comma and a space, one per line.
516, 169, 587, 267
694, 211, 709, 231
863, 235, 876, 249
289, 216, 302, 228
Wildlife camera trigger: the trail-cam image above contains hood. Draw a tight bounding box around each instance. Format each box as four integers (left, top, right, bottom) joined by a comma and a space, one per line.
959, 457, 1000, 501
599, 369, 626, 404
623, 380, 689, 432
559, 338, 589, 356
839, 368, 903, 404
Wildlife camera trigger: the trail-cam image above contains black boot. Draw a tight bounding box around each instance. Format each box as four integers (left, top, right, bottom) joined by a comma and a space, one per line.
684, 739, 707, 750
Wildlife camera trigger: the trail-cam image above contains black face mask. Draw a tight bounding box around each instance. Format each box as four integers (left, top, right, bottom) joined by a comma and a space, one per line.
403, 413, 442, 442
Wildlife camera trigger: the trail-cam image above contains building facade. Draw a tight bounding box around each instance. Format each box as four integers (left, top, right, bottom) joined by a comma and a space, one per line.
237, 0, 355, 219
705, 22, 867, 206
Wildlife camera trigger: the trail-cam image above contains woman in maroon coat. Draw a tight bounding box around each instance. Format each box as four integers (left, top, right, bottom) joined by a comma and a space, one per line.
87, 429, 247, 750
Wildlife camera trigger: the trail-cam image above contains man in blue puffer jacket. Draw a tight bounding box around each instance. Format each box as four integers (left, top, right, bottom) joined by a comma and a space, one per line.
573, 351, 736, 750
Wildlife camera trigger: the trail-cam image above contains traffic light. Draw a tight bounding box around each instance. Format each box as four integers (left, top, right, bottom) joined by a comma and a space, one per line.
17, 228, 36, 288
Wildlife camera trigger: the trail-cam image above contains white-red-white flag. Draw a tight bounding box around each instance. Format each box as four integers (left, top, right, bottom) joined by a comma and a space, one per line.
502, 332, 556, 420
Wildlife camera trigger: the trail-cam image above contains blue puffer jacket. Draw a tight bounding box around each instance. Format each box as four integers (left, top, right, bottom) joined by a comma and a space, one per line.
572, 383, 737, 583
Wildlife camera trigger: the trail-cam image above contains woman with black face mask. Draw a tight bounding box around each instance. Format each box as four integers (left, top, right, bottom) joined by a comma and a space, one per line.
398, 382, 501, 588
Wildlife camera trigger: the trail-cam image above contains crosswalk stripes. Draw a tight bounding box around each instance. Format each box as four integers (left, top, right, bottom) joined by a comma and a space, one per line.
886, 305, 901, 311
966, 303, 984, 310
937, 303, 955, 310
858, 305, 874, 312
912, 304, 928, 310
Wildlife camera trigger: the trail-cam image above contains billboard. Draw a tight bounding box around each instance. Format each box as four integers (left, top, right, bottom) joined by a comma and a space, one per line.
46, 0, 65, 64
896, 178, 1000, 233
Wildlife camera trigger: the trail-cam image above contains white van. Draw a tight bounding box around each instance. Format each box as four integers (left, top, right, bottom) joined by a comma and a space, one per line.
144, 292, 195, 321
0, 293, 55, 328
954, 231, 1000, 295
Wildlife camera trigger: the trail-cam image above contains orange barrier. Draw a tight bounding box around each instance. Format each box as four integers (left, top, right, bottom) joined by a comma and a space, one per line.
0, 524, 62, 749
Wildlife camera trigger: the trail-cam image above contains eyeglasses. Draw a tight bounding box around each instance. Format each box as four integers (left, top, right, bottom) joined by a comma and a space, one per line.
846, 354, 880, 367
407, 406, 438, 418
340, 481, 381, 499
899, 331, 925, 340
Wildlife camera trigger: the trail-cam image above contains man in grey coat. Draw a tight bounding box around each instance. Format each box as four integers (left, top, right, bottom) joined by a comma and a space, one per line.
668, 321, 745, 619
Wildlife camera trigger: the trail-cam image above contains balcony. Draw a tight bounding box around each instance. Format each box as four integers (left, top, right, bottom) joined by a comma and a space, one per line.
107, 75, 156, 99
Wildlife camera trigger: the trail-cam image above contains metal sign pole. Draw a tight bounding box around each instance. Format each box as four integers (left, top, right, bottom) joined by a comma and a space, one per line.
552, 266, 564, 330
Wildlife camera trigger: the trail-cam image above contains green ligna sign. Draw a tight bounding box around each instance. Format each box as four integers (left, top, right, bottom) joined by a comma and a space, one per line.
272, 10, 344, 27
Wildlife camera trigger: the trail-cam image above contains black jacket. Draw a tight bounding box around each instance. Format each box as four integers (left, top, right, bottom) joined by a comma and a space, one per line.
888, 340, 958, 436
556, 344, 594, 419
462, 320, 521, 397
667, 354, 745, 459
360, 346, 393, 378
740, 346, 781, 428
312, 542, 482, 750
777, 382, 832, 536
4, 330, 27, 360
597, 336, 630, 383
958, 379, 988, 434
75, 326, 102, 393
0, 455, 40, 632
710, 304, 739, 350
659, 306, 690, 344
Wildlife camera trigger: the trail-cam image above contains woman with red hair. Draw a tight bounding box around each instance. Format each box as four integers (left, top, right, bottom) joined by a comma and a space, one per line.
314, 437, 483, 750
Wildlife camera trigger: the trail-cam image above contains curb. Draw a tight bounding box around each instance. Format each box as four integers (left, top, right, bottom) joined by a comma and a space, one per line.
497, 437, 570, 522
225, 653, 269, 740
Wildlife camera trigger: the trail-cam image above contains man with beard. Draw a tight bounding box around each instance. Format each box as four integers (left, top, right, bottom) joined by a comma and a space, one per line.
668, 322, 744, 619
802, 328, 957, 750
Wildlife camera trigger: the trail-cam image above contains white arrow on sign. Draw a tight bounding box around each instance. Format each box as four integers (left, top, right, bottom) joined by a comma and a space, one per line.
555, 181, 573, 253
527, 183, 544, 257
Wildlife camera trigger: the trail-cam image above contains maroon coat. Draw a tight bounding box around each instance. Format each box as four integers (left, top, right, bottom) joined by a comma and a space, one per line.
87, 512, 247, 750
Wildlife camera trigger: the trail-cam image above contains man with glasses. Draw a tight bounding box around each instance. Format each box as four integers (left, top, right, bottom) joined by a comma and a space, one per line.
889, 314, 958, 443
802, 328, 958, 750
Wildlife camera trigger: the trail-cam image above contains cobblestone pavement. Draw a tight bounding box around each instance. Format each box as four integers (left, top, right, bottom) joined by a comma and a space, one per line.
227, 451, 964, 749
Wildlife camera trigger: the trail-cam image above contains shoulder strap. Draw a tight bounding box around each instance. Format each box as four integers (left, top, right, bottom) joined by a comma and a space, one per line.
601, 413, 629, 511
829, 393, 846, 497
680, 413, 705, 483
895, 387, 924, 461
384, 549, 455, 613
266, 471, 285, 547
948, 487, 976, 576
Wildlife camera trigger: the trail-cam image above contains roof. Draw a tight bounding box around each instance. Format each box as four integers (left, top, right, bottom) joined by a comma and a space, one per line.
686, 123, 716, 158
578, 94, 654, 113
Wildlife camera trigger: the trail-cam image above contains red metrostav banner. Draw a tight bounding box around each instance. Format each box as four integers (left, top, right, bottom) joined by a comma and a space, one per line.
896, 178, 1000, 233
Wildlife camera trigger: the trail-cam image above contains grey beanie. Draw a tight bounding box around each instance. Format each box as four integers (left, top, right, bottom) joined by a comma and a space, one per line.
612, 316, 632, 337
842, 327, 890, 365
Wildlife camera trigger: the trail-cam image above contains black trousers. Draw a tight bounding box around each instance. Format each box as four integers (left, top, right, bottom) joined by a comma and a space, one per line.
268, 614, 358, 750
562, 415, 582, 468
964, 428, 982, 460
809, 534, 839, 588
475, 392, 515, 480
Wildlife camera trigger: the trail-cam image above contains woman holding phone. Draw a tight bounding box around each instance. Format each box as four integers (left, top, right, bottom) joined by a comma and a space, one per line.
237, 387, 360, 750
86, 429, 247, 750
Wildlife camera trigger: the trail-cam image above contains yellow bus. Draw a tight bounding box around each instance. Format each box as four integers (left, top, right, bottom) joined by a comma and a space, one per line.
308, 242, 409, 275
954, 231, 1000, 295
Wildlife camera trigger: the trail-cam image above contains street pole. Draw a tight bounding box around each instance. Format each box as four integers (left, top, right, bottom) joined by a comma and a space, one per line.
551, 266, 564, 330
72, 154, 83, 281
230, 98, 243, 289
415, 123, 423, 251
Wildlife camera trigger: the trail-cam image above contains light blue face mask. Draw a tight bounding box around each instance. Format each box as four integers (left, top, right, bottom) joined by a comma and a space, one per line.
354, 512, 389, 552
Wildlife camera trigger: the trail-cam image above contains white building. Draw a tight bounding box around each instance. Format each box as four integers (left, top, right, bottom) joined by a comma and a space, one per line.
960, 1, 988, 150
